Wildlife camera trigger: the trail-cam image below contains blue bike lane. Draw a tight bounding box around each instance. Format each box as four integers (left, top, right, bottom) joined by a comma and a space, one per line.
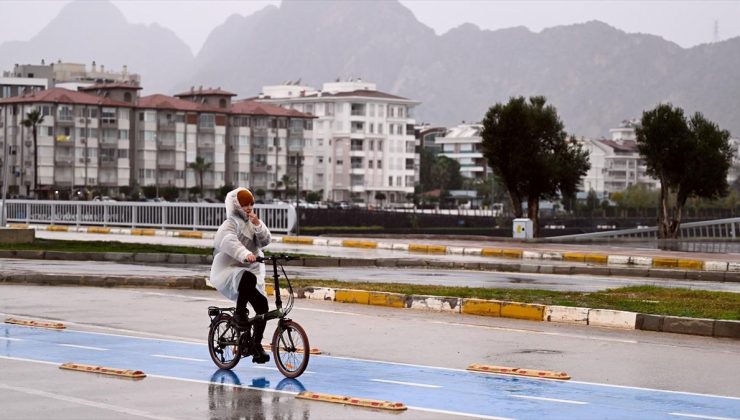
2, 323, 739, 420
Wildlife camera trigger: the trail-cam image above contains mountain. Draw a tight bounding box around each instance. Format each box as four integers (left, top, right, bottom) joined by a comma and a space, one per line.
0, 0, 193, 94
181, 0, 739, 138
2, 0, 738, 138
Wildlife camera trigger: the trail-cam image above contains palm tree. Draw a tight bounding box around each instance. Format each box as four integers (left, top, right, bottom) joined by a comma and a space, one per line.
188, 156, 212, 198
21, 109, 44, 197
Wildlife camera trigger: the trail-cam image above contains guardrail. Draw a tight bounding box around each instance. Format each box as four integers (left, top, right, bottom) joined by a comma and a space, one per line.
544, 217, 740, 242
1, 200, 297, 233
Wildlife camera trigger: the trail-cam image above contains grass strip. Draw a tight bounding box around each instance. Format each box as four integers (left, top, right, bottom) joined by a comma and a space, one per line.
0, 239, 212, 255
281, 280, 740, 320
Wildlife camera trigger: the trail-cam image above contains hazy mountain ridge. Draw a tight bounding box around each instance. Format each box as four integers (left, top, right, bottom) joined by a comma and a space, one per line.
0, 1, 193, 95
2, 0, 738, 138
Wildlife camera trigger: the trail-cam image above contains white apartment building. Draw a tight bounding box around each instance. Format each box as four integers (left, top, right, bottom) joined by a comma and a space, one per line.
8, 60, 140, 89
0, 76, 47, 100
256, 80, 419, 206
436, 123, 490, 179
0, 85, 313, 199
580, 120, 658, 197
0, 88, 133, 197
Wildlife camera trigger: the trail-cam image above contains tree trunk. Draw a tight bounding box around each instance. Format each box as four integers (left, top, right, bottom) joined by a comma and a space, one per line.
657, 182, 671, 239
669, 190, 689, 239
527, 196, 540, 238
32, 128, 38, 198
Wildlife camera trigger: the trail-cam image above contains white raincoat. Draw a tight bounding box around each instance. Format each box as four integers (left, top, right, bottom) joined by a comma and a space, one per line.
209, 188, 272, 301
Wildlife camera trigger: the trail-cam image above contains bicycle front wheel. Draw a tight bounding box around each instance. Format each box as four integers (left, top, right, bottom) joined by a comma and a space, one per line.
208, 316, 241, 370
271, 320, 310, 378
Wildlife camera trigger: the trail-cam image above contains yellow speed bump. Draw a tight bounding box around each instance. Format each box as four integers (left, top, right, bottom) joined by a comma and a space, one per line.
47, 225, 69, 232
296, 391, 406, 411
131, 228, 156, 236
59, 362, 146, 379
5, 318, 65, 329
263, 343, 322, 355
467, 364, 570, 380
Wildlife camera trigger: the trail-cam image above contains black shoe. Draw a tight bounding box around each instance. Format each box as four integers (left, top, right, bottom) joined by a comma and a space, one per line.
232, 312, 250, 329
251, 343, 270, 364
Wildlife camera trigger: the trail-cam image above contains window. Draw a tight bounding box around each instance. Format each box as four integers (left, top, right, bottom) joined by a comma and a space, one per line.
378, 140, 383, 150
378, 123, 383, 134
317, 157, 324, 164
368, 160, 373, 168
317, 139, 324, 147
397, 176, 402, 186
215, 135, 224, 145
388, 176, 393, 186
336, 159, 343, 166
377, 160, 382, 169
118, 129, 129, 140
199, 114, 215, 128
118, 149, 128, 159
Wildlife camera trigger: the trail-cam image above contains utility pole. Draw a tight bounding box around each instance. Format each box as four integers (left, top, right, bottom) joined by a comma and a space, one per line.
2, 105, 10, 226
295, 151, 301, 235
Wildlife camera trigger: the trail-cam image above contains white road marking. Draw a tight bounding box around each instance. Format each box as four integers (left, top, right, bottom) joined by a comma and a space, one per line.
0, 383, 175, 420
511, 394, 588, 405
371, 378, 442, 388
151, 354, 208, 362
670, 413, 739, 420
251, 365, 316, 374
405, 405, 514, 420
59, 343, 108, 351
0, 337, 23, 341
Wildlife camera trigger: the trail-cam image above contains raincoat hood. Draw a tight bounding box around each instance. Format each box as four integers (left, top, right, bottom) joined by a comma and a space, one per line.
225, 188, 250, 220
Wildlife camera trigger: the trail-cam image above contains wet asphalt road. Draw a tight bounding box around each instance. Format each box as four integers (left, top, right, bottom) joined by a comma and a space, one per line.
1, 285, 739, 420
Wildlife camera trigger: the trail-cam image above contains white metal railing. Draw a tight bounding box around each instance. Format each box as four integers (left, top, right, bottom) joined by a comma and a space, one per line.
545, 217, 740, 241
1, 200, 297, 233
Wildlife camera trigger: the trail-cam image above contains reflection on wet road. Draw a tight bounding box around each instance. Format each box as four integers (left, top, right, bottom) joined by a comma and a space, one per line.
3, 324, 739, 419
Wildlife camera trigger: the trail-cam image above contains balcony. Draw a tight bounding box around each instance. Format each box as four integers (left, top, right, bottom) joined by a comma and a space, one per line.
100, 118, 117, 128
100, 157, 117, 168
157, 140, 176, 150
54, 156, 74, 166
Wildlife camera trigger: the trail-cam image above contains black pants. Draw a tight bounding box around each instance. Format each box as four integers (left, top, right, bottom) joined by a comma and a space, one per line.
236, 271, 268, 344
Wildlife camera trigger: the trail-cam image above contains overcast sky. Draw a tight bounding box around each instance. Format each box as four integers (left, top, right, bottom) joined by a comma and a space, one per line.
1, 0, 738, 55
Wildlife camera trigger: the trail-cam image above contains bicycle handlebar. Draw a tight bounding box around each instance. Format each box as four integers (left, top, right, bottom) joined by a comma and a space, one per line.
255, 254, 298, 263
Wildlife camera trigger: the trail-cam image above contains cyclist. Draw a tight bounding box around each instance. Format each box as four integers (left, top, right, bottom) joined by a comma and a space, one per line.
210, 187, 272, 363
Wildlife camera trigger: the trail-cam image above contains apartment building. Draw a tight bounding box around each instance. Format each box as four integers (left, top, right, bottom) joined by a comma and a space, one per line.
0, 88, 133, 197
255, 79, 419, 206
580, 120, 658, 197
8, 60, 140, 89
0, 85, 313, 199
0, 76, 47, 100
436, 123, 490, 179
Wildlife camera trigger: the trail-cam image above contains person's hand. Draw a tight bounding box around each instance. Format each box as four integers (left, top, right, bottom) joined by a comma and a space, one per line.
248, 210, 261, 226
245, 254, 257, 263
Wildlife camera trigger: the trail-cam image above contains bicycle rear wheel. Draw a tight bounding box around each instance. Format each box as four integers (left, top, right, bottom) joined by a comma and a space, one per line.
208, 315, 241, 370
271, 320, 310, 378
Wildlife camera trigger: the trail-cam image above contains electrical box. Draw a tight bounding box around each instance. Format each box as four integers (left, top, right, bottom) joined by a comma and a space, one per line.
513, 218, 533, 239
